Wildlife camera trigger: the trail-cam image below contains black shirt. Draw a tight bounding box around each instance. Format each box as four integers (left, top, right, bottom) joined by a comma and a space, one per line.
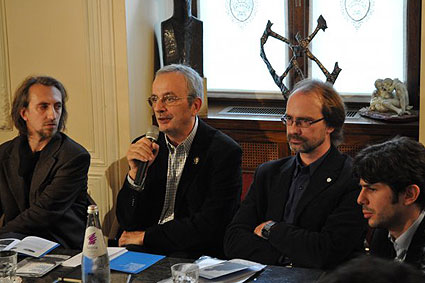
18, 136, 40, 208
283, 148, 331, 224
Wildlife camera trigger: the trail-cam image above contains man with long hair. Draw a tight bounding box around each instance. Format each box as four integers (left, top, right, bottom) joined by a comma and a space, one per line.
0, 76, 90, 249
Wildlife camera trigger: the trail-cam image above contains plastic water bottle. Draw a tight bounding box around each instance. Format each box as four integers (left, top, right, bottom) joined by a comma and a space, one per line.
82, 205, 110, 283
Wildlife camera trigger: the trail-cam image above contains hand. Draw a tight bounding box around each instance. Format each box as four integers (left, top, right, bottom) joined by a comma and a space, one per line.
254, 220, 274, 238
127, 137, 160, 180
118, 230, 145, 246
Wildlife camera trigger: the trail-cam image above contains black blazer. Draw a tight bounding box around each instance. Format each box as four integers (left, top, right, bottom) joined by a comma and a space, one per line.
116, 119, 242, 258
0, 133, 90, 249
371, 215, 425, 271
224, 146, 366, 269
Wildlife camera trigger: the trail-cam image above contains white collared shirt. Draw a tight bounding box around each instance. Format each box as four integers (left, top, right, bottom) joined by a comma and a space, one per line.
389, 210, 425, 262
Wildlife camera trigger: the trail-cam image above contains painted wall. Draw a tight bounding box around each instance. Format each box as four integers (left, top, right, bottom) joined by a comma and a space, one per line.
125, 0, 174, 140
0, 0, 140, 237
0, 0, 177, 237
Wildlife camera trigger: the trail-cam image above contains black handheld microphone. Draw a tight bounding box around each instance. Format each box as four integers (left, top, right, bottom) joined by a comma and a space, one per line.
134, 125, 160, 186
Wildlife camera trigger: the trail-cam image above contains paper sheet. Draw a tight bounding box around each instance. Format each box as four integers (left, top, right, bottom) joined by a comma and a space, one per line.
61, 247, 127, 267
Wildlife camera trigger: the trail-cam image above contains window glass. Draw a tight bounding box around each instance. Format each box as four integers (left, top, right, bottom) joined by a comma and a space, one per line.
200, 0, 286, 93
200, 0, 409, 98
311, 0, 406, 95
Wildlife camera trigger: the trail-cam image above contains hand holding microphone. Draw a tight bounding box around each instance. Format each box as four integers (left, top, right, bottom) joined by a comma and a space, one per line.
127, 126, 160, 186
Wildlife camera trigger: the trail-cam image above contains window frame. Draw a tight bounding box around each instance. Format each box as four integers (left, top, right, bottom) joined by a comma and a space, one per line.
195, 0, 421, 109
287, 0, 421, 108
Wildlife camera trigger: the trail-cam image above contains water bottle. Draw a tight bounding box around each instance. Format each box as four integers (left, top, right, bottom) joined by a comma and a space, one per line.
82, 205, 110, 283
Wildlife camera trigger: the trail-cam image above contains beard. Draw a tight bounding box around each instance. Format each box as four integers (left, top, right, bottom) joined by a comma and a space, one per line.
369, 211, 402, 231
288, 133, 326, 154
36, 127, 58, 141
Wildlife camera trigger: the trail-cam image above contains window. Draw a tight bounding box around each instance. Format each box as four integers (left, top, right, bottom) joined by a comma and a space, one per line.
199, 0, 420, 106
311, 1, 405, 95
200, 0, 287, 94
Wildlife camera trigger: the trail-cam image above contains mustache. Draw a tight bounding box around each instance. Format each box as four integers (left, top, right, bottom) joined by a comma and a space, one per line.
287, 134, 307, 142
361, 206, 374, 213
44, 121, 57, 126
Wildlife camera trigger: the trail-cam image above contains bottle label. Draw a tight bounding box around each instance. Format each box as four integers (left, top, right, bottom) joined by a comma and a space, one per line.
82, 226, 107, 259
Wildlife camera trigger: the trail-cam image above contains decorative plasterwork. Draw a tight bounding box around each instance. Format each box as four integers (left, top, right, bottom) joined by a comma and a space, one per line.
85, 0, 120, 169
84, 0, 122, 230
0, 0, 12, 131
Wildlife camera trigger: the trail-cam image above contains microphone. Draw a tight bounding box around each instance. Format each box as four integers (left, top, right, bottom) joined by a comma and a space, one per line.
134, 125, 160, 186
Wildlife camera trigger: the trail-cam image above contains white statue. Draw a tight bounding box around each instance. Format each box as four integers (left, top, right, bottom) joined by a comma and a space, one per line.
370, 78, 412, 116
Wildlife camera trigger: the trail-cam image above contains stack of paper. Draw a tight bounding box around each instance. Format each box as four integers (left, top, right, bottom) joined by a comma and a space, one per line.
158, 257, 266, 283
17, 254, 71, 277
62, 247, 128, 267
62, 247, 165, 274
198, 258, 266, 283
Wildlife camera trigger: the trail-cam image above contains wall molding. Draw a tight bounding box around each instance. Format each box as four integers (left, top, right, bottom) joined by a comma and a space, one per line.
88, 169, 113, 234
0, 0, 11, 131
84, 0, 122, 232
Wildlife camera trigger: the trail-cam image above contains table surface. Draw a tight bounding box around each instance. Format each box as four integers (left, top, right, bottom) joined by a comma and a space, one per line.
20, 250, 323, 283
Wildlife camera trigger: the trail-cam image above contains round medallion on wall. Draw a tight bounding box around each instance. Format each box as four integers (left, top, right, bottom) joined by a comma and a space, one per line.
229, 0, 255, 23
344, 0, 370, 22
341, 0, 374, 29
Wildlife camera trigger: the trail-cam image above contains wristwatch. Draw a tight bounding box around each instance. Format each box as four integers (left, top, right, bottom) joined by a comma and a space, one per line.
261, 221, 277, 240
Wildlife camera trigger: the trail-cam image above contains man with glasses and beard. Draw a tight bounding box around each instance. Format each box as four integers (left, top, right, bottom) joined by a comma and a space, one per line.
116, 64, 242, 258
224, 79, 365, 269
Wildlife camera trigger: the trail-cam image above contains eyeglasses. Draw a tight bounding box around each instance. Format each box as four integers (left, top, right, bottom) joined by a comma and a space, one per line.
281, 115, 325, 128
147, 95, 183, 107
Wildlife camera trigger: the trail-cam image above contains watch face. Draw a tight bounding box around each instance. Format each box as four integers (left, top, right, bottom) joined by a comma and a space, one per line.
262, 222, 275, 239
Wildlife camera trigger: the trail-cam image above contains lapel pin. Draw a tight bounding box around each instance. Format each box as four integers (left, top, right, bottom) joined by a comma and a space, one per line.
193, 157, 200, 165
326, 177, 332, 183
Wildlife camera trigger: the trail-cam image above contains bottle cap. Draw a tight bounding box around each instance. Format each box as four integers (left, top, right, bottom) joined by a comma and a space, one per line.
87, 204, 98, 214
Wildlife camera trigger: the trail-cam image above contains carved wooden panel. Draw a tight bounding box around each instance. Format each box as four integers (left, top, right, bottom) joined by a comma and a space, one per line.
204, 111, 419, 171
240, 141, 279, 171
337, 144, 364, 158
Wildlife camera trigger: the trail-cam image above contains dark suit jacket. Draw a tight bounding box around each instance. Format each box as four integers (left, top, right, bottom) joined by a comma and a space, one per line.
224, 146, 366, 269
0, 133, 90, 249
116, 119, 242, 258
371, 215, 425, 271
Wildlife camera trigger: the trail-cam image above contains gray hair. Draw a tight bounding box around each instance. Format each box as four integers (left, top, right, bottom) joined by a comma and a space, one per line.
156, 64, 203, 104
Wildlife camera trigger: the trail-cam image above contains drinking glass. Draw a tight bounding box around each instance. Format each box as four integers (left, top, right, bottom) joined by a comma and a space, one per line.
0, 251, 17, 283
171, 263, 199, 283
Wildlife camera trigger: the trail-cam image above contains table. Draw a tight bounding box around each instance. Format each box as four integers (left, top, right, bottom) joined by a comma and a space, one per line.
20, 251, 323, 283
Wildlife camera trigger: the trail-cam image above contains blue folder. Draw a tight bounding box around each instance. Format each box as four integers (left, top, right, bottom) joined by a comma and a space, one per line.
109, 251, 165, 274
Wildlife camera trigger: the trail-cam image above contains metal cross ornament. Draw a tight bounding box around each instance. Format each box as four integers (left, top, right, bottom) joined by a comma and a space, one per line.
260, 15, 342, 101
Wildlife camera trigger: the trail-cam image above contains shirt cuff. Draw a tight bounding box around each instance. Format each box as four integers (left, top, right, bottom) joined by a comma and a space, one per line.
127, 174, 144, 191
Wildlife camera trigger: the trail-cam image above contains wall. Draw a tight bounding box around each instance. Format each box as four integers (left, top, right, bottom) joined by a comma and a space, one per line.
126, 0, 154, 140
0, 0, 162, 237
125, 0, 173, 140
